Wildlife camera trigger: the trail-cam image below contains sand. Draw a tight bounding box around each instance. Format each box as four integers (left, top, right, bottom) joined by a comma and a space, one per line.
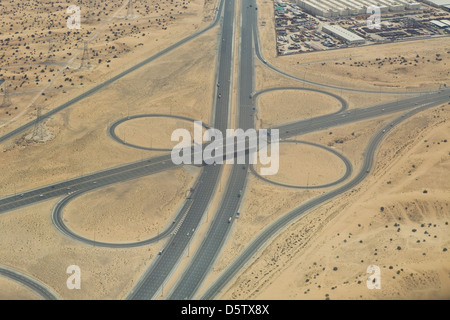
253, 141, 348, 187
194, 0, 450, 300
64, 167, 200, 243
1, 0, 449, 300
255, 89, 342, 129
0, 199, 153, 299
114, 117, 208, 150
195, 111, 401, 298
0, 0, 220, 300
256, 0, 450, 92
0, 276, 42, 300
0, 0, 219, 197
216, 104, 450, 300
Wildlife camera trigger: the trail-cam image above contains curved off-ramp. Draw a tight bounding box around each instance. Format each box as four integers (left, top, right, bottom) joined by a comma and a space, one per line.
0, 266, 59, 300
51, 181, 199, 248
251, 10, 439, 96
201, 100, 447, 300
253, 86, 348, 113
109, 114, 211, 152
250, 140, 353, 189
0, 0, 226, 145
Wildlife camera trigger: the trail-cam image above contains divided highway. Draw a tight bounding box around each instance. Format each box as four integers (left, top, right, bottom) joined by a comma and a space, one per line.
0, 154, 175, 214
167, 0, 258, 300
169, 1, 450, 300
0, 0, 449, 301
201, 98, 448, 299
0, 0, 226, 145
127, 0, 236, 300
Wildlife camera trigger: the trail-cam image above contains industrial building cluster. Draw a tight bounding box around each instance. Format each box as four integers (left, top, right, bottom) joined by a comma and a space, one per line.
422, 0, 450, 12
294, 0, 422, 17
273, 0, 450, 55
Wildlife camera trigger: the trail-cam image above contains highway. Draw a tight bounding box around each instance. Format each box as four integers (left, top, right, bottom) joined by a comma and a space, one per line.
167, 0, 258, 300
127, 0, 236, 300
168, 1, 450, 299
253, 86, 348, 112
201, 99, 447, 299
0, 266, 59, 300
51, 186, 198, 248
2, 86, 447, 215
0, 153, 176, 214
0, 0, 226, 146
0, 0, 449, 301
276, 89, 450, 140
251, 15, 437, 96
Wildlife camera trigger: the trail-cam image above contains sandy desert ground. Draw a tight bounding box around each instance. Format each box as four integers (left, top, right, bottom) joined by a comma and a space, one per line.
0, 0, 220, 299
256, 0, 450, 92
0, 0, 449, 300
0, 276, 42, 300
217, 105, 450, 300
198, 0, 450, 300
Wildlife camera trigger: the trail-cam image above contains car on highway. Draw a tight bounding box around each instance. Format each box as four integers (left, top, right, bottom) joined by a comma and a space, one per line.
228, 217, 232, 223
238, 190, 242, 198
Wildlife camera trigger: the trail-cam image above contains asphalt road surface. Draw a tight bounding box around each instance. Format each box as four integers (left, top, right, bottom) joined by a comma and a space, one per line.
167, 0, 258, 300
0, 153, 176, 214
251, 16, 438, 96
0, 0, 226, 146
127, 0, 236, 300
0, 0, 449, 301
109, 114, 211, 152
200, 98, 448, 300
249, 140, 353, 189
0, 267, 59, 300
169, 1, 450, 299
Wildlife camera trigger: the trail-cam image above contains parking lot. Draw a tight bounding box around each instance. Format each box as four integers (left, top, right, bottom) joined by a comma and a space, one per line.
273, 1, 450, 56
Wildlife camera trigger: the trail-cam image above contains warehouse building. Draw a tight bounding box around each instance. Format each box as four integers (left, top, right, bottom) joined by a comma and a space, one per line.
295, 0, 421, 17
322, 24, 366, 43
421, 0, 450, 8
430, 19, 449, 27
